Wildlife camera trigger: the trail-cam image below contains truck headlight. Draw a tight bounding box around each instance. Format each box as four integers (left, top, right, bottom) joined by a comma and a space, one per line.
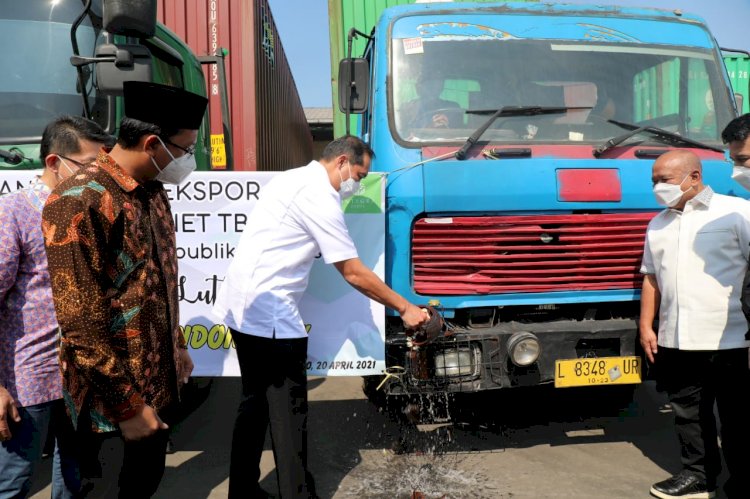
434, 348, 474, 377
507, 332, 540, 366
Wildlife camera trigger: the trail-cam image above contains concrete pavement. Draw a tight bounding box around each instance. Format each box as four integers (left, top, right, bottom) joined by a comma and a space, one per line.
30, 377, 730, 498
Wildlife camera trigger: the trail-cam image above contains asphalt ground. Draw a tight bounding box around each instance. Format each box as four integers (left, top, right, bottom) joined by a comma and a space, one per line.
30, 377, 732, 498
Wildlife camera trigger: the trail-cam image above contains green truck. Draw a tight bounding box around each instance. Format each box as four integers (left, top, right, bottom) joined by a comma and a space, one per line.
0, 0, 311, 181
0, 1, 217, 176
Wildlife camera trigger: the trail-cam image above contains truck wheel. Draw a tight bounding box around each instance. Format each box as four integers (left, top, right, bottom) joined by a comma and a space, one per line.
362, 375, 388, 411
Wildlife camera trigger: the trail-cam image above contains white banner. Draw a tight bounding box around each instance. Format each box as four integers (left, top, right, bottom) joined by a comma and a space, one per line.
0, 170, 42, 195
1, 170, 387, 376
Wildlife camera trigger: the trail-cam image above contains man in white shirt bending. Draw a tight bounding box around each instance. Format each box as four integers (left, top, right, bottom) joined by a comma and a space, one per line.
640, 150, 750, 499
212, 135, 428, 499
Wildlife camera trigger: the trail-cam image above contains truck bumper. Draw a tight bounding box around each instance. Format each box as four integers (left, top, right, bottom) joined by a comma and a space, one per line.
382, 318, 640, 395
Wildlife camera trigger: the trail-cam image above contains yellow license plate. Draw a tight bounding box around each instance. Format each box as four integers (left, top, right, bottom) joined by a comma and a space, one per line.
555, 356, 642, 388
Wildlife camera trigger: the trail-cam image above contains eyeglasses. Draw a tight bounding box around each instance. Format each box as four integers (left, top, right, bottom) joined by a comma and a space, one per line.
57, 155, 88, 169
161, 137, 196, 157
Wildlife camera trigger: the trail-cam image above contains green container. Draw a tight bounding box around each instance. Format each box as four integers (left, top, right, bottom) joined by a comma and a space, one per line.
328, 0, 538, 137
723, 53, 750, 114
633, 56, 720, 138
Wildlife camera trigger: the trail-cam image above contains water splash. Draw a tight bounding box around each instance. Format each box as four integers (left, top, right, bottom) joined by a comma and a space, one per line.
340, 451, 497, 498
339, 391, 500, 499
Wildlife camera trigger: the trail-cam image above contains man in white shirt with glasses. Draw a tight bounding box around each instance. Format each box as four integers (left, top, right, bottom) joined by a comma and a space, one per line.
213, 135, 429, 498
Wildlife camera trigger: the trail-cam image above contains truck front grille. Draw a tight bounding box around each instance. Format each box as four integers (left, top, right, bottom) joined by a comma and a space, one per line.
412, 213, 656, 295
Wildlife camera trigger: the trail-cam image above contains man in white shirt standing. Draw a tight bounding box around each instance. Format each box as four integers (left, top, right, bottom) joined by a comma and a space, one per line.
212, 135, 429, 498
640, 150, 750, 499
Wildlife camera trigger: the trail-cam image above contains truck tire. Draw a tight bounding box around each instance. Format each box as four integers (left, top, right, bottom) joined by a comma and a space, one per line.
362, 374, 387, 410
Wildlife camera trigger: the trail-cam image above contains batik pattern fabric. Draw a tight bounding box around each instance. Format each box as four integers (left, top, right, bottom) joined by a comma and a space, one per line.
0, 178, 62, 407
42, 152, 188, 432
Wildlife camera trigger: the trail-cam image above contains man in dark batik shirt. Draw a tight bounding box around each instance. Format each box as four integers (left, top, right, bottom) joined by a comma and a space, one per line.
42, 81, 207, 498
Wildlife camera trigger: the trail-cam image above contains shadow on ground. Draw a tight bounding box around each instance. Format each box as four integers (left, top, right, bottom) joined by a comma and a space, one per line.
33, 378, 718, 498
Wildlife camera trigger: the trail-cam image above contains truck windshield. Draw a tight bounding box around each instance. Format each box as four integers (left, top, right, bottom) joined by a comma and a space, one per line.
0, 1, 105, 144
392, 37, 734, 147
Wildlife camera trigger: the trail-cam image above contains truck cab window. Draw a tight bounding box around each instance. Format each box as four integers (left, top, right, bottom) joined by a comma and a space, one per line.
150, 49, 185, 89
391, 23, 732, 148
0, 1, 106, 143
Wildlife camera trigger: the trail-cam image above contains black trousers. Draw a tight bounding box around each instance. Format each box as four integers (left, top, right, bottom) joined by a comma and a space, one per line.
76, 426, 169, 499
229, 330, 315, 499
658, 347, 750, 497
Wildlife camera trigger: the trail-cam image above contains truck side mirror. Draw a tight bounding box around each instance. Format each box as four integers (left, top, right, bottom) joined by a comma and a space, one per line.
338, 58, 369, 114
92, 44, 153, 96
103, 0, 157, 39
735, 92, 744, 113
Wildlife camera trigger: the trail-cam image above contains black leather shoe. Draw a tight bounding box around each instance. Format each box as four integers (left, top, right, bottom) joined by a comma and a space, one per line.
650, 470, 716, 498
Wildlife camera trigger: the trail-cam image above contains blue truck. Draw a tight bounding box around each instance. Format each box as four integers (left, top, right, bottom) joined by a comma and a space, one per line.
336, 2, 741, 413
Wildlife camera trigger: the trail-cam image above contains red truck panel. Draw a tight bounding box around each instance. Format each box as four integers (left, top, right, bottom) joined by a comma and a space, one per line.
412, 213, 656, 295
158, 0, 312, 171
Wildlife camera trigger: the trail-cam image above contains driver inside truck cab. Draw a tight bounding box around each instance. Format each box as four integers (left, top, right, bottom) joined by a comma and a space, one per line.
592, 87, 617, 121
399, 72, 461, 131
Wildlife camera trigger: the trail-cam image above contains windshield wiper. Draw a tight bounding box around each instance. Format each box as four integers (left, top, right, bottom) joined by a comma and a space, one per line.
455, 106, 590, 160
593, 119, 723, 158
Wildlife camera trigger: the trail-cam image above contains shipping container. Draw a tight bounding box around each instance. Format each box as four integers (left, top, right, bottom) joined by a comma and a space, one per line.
158, 0, 312, 171
328, 0, 539, 136
724, 52, 750, 114
631, 57, 717, 137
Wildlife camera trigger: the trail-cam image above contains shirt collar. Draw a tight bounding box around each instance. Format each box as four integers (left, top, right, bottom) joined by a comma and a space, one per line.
26, 176, 51, 213
95, 150, 140, 193
689, 185, 713, 208
30, 176, 51, 193
311, 159, 326, 172
668, 185, 713, 214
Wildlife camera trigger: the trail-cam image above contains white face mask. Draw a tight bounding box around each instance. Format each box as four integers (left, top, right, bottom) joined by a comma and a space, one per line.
338, 161, 360, 199
732, 166, 750, 191
653, 173, 691, 207
151, 136, 197, 185
57, 157, 77, 180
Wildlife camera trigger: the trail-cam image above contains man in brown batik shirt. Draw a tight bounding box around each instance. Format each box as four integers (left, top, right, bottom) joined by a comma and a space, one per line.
42, 81, 207, 498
